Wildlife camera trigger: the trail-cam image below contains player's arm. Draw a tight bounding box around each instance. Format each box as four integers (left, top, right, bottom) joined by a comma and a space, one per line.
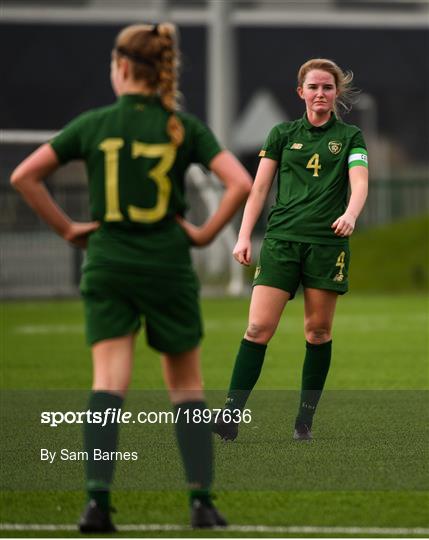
10, 144, 99, 248
332, 165, 369, 237
233, 157, 278, 265
177, 150, 252, 246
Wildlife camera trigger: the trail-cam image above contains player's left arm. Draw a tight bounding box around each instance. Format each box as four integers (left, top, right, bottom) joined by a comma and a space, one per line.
332, 165, 368, 237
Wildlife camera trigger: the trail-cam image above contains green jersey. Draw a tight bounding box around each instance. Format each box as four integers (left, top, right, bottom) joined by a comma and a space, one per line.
50, 94, 222, 272
259, 113, 368, 245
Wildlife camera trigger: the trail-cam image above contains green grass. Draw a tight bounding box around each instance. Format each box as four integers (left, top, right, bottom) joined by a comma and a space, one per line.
350, 214, 428, 292
1, 491, 428, 538
2, 295, 427, 390
1, 296, 428, 537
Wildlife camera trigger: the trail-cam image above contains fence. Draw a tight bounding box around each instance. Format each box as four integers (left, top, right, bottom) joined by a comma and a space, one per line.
1, 141, 428, 298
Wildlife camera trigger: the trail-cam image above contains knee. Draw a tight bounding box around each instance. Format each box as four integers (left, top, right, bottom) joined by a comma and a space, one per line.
305, 326, 331, 345
245, 321, 275, 344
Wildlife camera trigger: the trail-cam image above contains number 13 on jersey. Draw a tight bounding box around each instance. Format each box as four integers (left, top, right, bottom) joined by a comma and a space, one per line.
98, 138, 176, 223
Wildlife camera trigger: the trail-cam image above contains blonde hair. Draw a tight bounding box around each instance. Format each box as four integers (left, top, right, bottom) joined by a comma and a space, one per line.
297, 58, 359, 116
114, 23, 184, 146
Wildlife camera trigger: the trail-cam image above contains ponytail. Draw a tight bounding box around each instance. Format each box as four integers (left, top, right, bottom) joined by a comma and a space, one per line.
114, 22, 185, 146
157, 23, 184, 146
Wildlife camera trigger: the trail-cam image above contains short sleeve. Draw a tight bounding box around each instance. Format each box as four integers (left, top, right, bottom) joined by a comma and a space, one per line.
348, 129, 368, 169
259, 124, 284, 161
187, 115, 223, 168
50, 112, 90, 164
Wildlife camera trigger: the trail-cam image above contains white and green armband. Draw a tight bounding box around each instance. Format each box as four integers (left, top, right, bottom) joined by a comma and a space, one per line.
348, 147, 368, 168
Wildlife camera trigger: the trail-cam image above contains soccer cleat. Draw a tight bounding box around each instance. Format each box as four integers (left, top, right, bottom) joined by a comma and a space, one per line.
212, 415, 239, 441
293, 422, 313, 441
78, 499, 117, 534
191, 498, 228, 528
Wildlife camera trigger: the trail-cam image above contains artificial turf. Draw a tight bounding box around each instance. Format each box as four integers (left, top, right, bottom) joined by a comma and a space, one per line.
1, 295, 428, 537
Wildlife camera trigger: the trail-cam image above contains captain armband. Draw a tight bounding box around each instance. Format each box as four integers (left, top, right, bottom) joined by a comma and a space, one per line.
348, 147, 368, 169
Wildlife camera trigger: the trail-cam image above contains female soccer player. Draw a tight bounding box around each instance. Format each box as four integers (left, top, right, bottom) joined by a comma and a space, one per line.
214, 58, 368, 442
11, 23, 251, 531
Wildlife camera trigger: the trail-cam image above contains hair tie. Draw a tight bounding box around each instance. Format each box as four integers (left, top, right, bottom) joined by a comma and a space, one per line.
115, 46, 156, 68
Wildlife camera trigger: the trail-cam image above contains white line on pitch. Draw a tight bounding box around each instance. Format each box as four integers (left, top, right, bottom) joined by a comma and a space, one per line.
14, 324, 83, 334
1, 524, 429, 535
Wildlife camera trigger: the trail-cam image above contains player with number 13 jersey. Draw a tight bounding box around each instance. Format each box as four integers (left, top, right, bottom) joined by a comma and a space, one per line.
11, 22, 252, 532
51, 94, 225, 272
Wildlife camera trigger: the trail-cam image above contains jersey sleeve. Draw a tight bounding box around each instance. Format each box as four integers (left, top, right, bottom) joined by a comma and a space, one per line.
348, 129, 368, 169
187, 115, 223, 168
258, 124, 284, 161
50, 112, 90, 164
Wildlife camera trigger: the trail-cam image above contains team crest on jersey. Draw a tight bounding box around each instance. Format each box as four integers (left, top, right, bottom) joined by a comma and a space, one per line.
328, 141, 342, 155
291, 143, 303, 150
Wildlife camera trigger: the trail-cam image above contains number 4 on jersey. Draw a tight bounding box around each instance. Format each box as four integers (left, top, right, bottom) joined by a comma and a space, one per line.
306, 153, 321, 177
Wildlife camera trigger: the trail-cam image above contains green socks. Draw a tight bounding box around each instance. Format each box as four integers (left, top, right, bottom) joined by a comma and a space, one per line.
225, 338, 267, 411
296, 340, 332, 427
174, 401, 213, 494
223, 337, 330, 429
85, 396, 213, 509
84, 391, 123, 510
189, 488, 212, 506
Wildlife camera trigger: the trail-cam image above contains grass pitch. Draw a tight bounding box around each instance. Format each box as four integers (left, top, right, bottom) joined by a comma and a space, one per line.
1, 294, 428, 537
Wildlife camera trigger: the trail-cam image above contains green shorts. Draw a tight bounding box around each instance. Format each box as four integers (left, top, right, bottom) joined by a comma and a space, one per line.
80, 267, 202, 354
253, 238, 350, 299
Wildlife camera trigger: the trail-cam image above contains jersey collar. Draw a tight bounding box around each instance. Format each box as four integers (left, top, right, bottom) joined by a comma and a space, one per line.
119, 93, 161, 105
302, 112, 337, 131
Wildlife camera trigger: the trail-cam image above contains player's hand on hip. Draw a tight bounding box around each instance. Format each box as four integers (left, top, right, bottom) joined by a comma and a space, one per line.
176, 216, 213, 247
63, 221, 100, 248
233, 237, 252, 265
331, 212, 356, 237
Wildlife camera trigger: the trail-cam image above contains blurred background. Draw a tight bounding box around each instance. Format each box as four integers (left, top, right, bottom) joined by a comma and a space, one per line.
1, 0, 428, 298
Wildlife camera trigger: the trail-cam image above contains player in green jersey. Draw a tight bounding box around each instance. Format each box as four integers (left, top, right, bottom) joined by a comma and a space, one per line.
11, 23, 252, 531
213, 58, 368, 442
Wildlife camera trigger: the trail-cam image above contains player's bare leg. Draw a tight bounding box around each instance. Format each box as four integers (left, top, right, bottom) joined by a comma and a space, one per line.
92, 334, 135, 395
303, 288, 337, 345
162, 347, 204, 403
79, 334, 136, 533
162, 347, 227, 528
245, 285, 291, 344
294, 288, 338, 440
